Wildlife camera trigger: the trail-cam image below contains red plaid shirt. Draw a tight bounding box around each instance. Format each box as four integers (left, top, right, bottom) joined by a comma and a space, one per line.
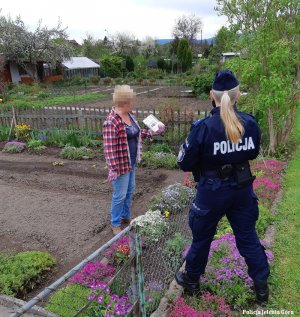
103, 108, 152, 176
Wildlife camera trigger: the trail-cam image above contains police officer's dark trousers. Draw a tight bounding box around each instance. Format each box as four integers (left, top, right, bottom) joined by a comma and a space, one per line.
185, 177, 270, 283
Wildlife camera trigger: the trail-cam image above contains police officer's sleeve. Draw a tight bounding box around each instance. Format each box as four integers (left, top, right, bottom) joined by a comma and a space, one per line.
177, 123, 206, 172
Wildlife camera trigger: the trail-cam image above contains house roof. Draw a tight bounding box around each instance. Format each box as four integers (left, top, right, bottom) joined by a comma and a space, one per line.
62, 57, 100, 70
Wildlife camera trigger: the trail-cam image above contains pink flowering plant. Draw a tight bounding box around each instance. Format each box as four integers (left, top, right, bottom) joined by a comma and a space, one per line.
69, 261, 115, 289
182, 172, 196, 188
167, 293, 233, 317
103, 237, 131, 265
252, 159, 285, 208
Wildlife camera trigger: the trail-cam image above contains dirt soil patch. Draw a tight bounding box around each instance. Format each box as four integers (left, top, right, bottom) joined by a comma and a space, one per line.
0, 150, 182, 299
72, 85, 211, 111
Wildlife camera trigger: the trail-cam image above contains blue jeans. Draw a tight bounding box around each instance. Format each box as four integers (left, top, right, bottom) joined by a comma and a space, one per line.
110, 166, 135, 227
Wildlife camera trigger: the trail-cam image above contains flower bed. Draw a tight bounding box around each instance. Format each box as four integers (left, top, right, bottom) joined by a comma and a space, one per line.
166, 160, 283, 315
167, 294, 233, 317
252, 160, 285, 208
2, 141, 26, 153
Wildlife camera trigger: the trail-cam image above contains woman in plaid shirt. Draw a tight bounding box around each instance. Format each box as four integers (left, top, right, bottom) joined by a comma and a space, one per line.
103, 85, 165, 235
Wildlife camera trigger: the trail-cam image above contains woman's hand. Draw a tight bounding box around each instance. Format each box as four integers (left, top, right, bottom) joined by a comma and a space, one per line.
151, 123, 165, 136
107, 170, 118, 182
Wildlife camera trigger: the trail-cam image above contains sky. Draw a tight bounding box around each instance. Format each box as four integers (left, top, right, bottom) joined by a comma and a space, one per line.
0, 0, 228, 43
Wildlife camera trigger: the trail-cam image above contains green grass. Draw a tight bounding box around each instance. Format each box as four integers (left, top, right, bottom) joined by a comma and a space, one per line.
2, 92, 108, 109
267, 109, 300, 313
0, 251, 55, 296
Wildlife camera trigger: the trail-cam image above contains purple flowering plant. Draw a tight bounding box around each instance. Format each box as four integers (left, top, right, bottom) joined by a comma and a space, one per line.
68, 261, 132, 316
86, 283, 132, 316
3, 141, 26, 153
183, 234, 273, 309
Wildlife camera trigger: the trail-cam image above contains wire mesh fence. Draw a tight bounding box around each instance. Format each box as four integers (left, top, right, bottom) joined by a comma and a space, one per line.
8, 182, 195, 317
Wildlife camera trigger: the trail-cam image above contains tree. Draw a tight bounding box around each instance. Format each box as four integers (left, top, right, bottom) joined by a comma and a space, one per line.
177, 39, 192, 73
216, 0, 300, 155
125, 55, 134, 72
172, 14, 203, 43
0, 55, 6, 93
139, 36, 157, 58
100, 55, 124, 78
215, 26, 238, 54
0, 13, 73, 81
110, 32, 140, 56
81, 34, 110, 60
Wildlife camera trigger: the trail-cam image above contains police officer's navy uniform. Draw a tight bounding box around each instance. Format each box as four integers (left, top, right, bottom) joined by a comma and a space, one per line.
175, 70, 270, 303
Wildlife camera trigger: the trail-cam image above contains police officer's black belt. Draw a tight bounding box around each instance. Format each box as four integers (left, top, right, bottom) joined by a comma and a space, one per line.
201, 161, 255, 186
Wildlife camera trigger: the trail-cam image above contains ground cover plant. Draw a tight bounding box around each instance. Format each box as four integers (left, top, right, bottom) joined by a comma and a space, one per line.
0, 251, 55, 296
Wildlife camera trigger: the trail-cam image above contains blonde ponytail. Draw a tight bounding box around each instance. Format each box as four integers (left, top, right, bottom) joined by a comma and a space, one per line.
213, 86, 244, 144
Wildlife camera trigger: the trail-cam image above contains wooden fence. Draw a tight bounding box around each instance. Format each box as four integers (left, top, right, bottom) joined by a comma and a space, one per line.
0, 105, 208, 143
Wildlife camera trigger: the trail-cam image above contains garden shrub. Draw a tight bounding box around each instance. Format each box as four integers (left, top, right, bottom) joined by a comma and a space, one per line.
59, 145, 95, 160
90, 76, 101, 85
134, 210, 169, 245
149, 183, 195, 214
164, 233, 189, 271
2, 141, 26, 153
256, 204, 274, 238
15, 123, 31, 142
27, 139, 47, 152
142, 151, 177, 169
0, 251, 55, 296
0, 126, 10, 141
148, 142, 173, 154
66, 132, 81, 147
188, 72, 214, 97
100, 55, 123, 78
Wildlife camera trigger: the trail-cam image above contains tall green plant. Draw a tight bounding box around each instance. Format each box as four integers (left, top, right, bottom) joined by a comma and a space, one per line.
216, 0, 300, 154
177, 39, 192, 73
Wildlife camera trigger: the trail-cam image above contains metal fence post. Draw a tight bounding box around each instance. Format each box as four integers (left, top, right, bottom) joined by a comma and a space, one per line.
135, 225, 146, 317
129, 227, 139, 317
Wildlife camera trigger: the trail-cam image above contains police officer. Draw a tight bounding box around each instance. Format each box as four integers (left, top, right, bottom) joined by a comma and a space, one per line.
175, 69, 270, 304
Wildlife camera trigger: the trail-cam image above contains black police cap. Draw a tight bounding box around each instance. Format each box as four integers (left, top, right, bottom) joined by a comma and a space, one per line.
212, 69, 239, 91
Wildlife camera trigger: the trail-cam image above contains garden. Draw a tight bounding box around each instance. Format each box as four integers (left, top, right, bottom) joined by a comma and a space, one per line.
1, 0, 300, 315
0, 52, 299, 317
0, 127, 289, 316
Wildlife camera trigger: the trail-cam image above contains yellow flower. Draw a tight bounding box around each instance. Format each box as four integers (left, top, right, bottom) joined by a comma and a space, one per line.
164, 210, 170, 218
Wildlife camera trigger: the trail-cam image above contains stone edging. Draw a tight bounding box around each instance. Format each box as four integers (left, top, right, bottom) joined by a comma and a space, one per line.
0, 295, 59, 317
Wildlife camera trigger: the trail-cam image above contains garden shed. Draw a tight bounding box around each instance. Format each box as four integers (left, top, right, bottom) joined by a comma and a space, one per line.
62, 57, 100, 78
